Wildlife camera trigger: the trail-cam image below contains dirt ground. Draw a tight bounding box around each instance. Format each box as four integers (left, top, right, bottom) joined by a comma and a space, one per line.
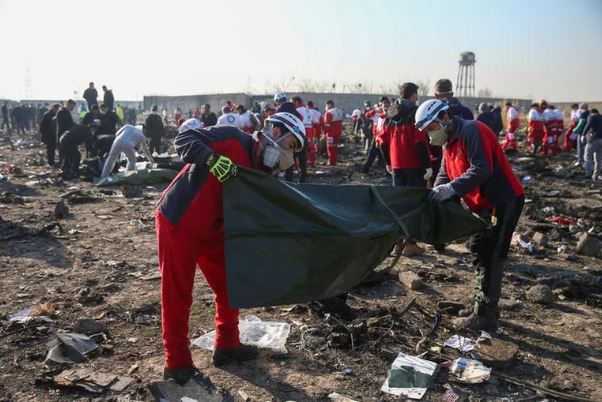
0, 125, 601, 402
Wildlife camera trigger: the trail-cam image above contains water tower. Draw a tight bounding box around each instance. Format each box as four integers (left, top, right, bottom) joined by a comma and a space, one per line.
456, 52, 476, 97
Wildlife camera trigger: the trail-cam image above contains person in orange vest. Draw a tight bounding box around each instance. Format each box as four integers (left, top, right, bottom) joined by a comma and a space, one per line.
323, 100, 343, 166
501, 102, 519, 152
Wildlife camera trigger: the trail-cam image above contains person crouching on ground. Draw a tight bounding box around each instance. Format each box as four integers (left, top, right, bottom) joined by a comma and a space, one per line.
59, 122, 97, 179
156, 112, 306, 384
415, 99, 524, 331
100, 124, 155, 178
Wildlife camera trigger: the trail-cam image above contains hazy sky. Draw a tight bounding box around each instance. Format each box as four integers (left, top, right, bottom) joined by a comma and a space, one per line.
1, 0, 601, 101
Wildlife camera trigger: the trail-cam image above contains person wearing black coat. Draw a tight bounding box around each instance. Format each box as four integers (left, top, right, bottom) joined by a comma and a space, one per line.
144, 105, 165, 154
59, 123, 96, 179
55, 100, 76, 166
83, 82, 98, 110
40, 104, 60, 166
102, 85, 114, 110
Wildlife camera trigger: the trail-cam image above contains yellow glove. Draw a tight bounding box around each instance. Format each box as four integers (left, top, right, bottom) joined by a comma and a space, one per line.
206, 154, 237, 182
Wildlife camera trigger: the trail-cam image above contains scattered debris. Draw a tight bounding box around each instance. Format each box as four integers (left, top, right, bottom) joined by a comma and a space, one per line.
192, 315, 291, 353
46, 332, 98, 364
53, 199, 69, 219
511, 232, 535, 254
447, 358, 491, 384
51, 367, 133, 394
576, 233, 602, 257
149, 375, 233, 402
532, 232, 549, 247
72, 319, 106, 335
380, 352, 437, 399
443, 331, 491, 352
9, 304, 56, 324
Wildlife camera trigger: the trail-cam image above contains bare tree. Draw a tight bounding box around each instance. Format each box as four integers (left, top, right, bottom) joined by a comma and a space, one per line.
415, 79, 431, 97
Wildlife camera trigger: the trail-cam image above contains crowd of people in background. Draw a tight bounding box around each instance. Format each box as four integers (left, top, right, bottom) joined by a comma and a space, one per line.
1, 79, 600, 185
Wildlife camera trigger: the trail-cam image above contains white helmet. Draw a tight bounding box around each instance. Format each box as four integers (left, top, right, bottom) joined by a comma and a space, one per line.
178, 118, 204, 134
415, 99, 449, 131
265, 112, 305, 151
273, 92, 287, 103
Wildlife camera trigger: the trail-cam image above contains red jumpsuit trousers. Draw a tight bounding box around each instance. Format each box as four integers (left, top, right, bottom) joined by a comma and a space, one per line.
156, 180, 239, 369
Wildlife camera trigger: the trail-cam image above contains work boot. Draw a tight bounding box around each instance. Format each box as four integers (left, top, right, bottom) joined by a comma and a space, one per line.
402, 243, 425, 257
452, 306, 499, 332
163, 365, 200, 385
212, 345, 258, 367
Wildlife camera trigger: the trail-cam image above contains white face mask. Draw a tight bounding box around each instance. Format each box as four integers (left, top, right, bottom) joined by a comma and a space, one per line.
261, 132, 295, 172
428, 120, 449, 146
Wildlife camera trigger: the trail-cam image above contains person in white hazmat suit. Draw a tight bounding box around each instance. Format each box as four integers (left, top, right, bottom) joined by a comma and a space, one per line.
101, 124, 155, 178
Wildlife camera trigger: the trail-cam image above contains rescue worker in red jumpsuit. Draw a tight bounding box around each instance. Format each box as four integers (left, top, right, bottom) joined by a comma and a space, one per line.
415, 99, 524, 331
527, 102, 545, 155
387, 83, 432, 257
563, 103, 579, 151
306, 100, 322, 166
501, 102, 519, 152
542, 104, 562, 156
156, 113, 306, 383
324, 100, 343, 165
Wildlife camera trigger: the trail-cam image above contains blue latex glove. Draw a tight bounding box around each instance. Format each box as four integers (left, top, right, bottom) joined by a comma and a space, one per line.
427, 183, 456, 202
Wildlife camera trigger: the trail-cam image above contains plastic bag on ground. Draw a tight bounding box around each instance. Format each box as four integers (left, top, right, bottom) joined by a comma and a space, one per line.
380, 352, 438, 399
191, 315, 291, 353
448, 357, 491, 383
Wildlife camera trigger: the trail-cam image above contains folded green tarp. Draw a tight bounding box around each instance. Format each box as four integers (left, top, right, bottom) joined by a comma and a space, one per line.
224, 167, 487, 308
93, 168, 177, 187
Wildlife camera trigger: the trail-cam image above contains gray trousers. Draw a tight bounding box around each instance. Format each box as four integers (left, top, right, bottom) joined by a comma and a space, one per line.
584, 138, 602, 179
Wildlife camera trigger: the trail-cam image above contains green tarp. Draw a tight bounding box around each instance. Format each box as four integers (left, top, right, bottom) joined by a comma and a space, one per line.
224, 168, 487, 308
93, 168, 177, 187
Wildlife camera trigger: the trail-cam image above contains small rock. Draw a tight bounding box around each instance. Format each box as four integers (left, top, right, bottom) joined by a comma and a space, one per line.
526, 284, 554, 304
576, 233, 602, 257
498, 298, 521, 311
476, 338, 519, 368
54, 200, 69, 219
72, 318, 106, 335
532, 232, 548, 247
398, 271, 425, 290
328, 392, 358, 402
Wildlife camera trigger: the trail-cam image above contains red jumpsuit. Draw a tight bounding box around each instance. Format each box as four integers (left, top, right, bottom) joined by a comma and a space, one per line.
542, 109, 561, 156
296, 104, 316, 166
309, 108, 323, 165
502, 106, 519, 151
324, 107, 343, 165
527, 108, 545, 153
155, 126, 258, 369
563, 110, 578, 151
